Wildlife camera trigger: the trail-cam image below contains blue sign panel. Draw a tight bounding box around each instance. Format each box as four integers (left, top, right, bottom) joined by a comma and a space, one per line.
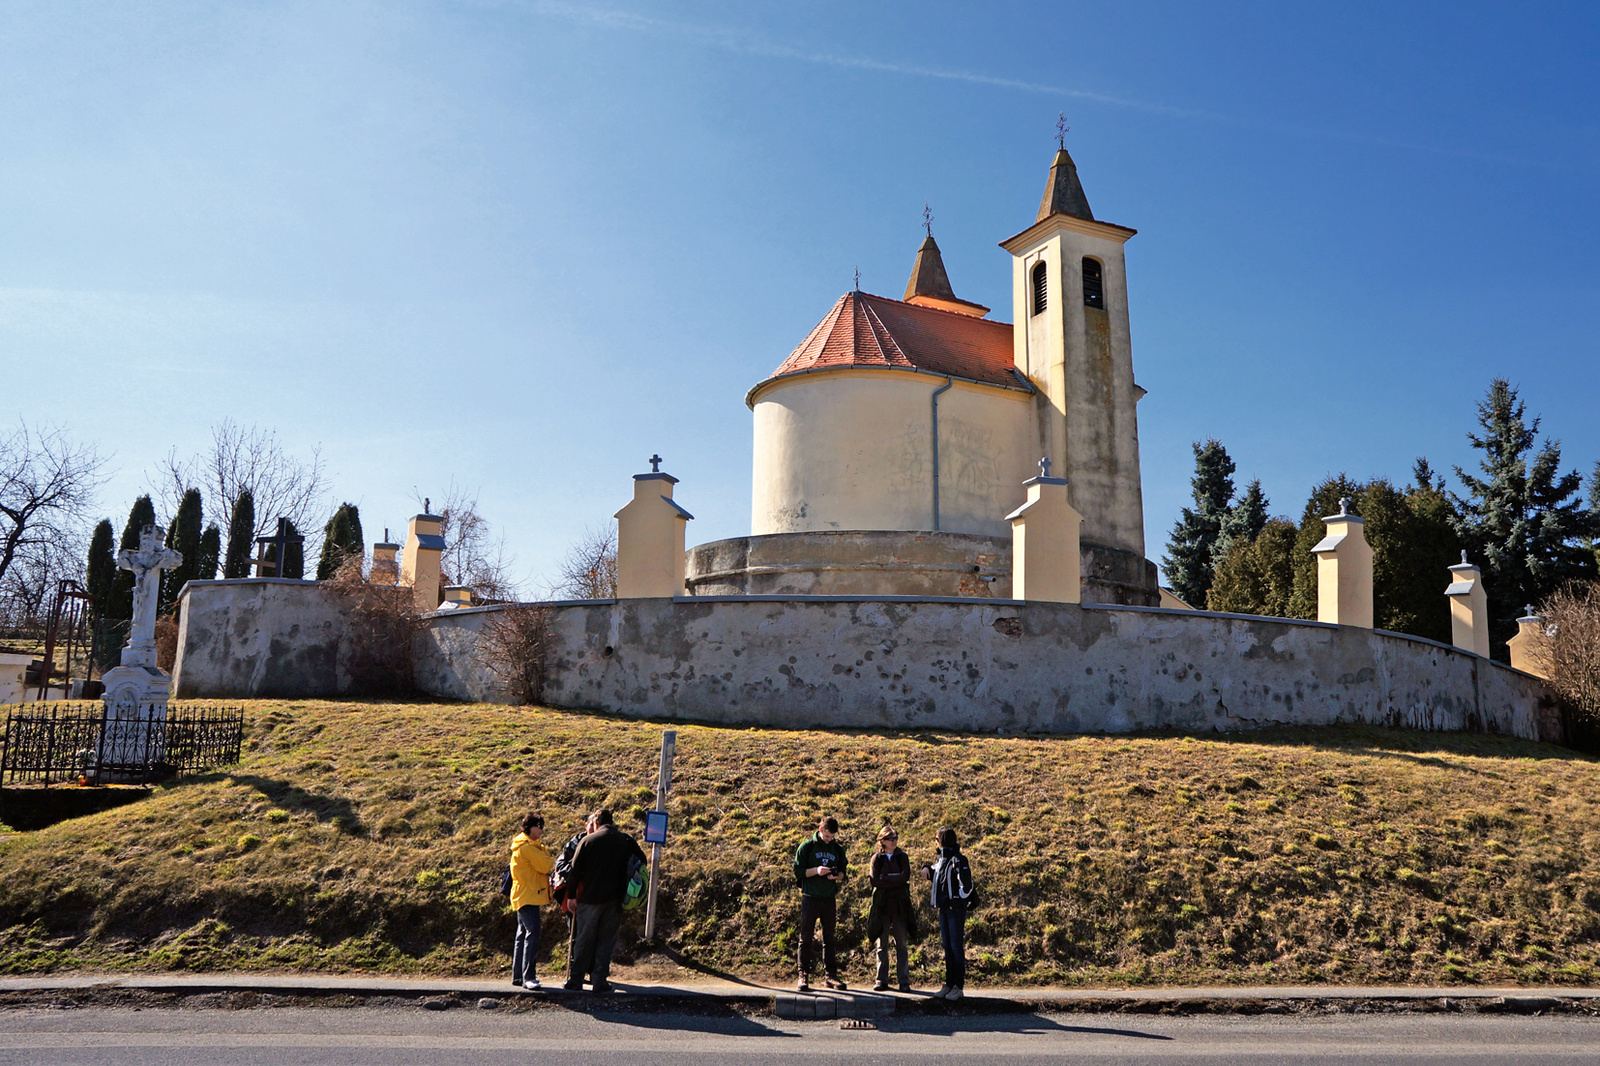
644, 810, 669, 844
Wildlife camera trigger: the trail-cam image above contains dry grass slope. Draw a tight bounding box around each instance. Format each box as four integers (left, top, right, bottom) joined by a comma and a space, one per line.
2, 700, 1599, 987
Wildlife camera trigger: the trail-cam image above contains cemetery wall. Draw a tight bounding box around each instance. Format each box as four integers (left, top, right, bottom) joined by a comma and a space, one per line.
172, 579, 361, 698
413, 596, 1562, 741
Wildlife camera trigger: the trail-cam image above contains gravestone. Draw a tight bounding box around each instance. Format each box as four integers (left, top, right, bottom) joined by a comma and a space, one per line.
98, 524, 183, 765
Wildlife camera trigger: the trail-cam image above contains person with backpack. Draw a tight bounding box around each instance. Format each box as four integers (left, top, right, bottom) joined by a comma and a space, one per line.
792, 815, 848, 991
508, 812, 553, 990
867, 825, 916, 992
920, 825, 975, 1001
563, 808, 646, 993
550, 814, 595, 985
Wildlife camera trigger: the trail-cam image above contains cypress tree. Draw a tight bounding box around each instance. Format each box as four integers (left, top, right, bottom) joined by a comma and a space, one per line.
317, 502, 365, 580
197, 524, 221, 582
1161, 440, 1236, 607
84, 519, 118, 670
1450, 379, 1594, 658
161, 488, 204, 611
223, 490, 255, 579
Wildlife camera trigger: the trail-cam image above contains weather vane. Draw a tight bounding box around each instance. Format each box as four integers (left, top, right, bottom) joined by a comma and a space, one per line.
1056, 112, 1069, 149
923, 203, 933, 238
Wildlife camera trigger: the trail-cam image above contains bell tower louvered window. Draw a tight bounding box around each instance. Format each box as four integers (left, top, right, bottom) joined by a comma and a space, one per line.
1082, 257, 1104, 309
1030, 261, 1048, 316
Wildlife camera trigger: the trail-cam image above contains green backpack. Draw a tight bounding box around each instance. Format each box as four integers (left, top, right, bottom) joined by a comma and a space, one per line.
622, 854, 649, 911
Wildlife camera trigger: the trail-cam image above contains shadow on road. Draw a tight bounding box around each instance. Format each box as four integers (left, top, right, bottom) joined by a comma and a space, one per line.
878, 1013, 1172, 1040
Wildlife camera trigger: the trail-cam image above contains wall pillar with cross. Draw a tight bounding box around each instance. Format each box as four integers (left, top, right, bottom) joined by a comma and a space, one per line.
616, 455, 694, 599
1005, 457, 1083, 603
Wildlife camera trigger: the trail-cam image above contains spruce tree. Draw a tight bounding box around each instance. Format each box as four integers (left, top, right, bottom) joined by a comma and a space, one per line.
1450, 379, 1594, 658
223, 490, 255, 579
1161, 440, 1236, 607
197, 524, 221, 582
317, 502, 365, 580
161, 488, 204, 611
1212, 479, 1268, 573
1287, 475, 1366, 619
1209, 518, 1297, 616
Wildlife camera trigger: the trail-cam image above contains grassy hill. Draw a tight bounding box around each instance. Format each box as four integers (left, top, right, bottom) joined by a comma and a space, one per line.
2, 699, 1599, 988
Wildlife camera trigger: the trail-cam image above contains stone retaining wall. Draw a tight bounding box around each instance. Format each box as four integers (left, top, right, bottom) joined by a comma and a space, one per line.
414, 596, 1562, 741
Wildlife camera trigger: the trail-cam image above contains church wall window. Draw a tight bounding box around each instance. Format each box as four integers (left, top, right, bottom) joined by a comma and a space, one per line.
1082, 257, 1105, 310
1030, 261, 1047, 316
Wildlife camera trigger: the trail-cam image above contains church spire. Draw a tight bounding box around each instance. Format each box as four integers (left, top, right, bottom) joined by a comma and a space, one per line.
904, 233, 957, 303
1036, 148, 1094, 223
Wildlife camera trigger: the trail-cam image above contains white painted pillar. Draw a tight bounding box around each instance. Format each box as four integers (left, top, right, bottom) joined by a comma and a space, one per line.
1005, 458, 1082, 603
1311, 498, 1374, 628
1444, 552, 1491, 658
616, 456, 693, 599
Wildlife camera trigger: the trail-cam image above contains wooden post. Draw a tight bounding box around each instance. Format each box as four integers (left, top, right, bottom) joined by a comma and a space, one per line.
644, 730, 676, 940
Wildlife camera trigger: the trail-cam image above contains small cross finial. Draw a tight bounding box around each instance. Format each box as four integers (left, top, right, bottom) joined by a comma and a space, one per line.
853, 266, 860, 291
1338, 496, 1350, 516
1055, 112, 1069, 149
424, 497, 430, 514
384, 527, 390, 542
1461, 549, 1470, 565
649, 454, 662, 473
1038, 456, 1052, 478
922, 203, 933, 238
1524, 604, 1537, 618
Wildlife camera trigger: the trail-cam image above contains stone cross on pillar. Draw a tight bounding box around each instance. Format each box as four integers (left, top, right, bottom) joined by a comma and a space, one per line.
116, 524, 184, 669
1006, 459, 1082, 603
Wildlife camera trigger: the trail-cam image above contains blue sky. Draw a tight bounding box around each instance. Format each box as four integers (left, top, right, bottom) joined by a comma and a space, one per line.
4, 1, 1597, 590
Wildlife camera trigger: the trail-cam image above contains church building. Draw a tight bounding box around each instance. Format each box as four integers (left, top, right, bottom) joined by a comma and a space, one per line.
685, 147, 1160, 606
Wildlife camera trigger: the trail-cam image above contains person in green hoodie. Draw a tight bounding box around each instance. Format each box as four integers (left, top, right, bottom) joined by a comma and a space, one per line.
792, 815, 848, 992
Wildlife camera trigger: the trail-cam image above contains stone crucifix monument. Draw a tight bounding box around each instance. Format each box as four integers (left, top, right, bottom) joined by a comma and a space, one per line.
99, 524, 183, 765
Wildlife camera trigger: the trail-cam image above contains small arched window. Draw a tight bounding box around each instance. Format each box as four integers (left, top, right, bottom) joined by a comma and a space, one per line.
1082, 257, 1105, 310
1031, 261, 1048, 316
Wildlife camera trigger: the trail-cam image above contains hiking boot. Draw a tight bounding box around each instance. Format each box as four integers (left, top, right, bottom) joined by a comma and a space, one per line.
898, 982, 912, 993
872, 981, 889, 992
932, 984, 951, 1000
592, 982, 615, 994
561, 980, 584, 992
824, 975, 847, 990
797, 976, 810, 992
945, 986, 963, 1002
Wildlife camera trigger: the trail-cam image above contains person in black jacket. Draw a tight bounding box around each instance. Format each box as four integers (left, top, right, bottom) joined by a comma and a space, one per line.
562, 809, 646, 993
867, 825, 916, 992
920, 825, 974, 1001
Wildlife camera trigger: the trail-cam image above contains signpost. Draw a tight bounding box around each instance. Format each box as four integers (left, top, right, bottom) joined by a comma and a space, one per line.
644, 730, 676, 940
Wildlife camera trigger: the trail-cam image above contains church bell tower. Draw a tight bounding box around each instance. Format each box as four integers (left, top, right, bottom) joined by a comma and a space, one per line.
999, 141, 1154, 602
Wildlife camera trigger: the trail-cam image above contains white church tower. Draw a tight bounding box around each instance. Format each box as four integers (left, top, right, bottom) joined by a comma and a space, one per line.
999, 144, 1153, 596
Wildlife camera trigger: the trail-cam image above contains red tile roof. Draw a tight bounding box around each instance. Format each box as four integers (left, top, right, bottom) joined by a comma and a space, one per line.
753, 292, 1023, 399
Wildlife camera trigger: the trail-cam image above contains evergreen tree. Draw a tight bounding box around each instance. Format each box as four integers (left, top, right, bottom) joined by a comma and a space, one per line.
1361, 479, 1459, 644
197, 524, 221, 582
223, 490, 255, 579
1209, 518, 1297, 616
1450, 379, 1594, 659
1288, 475, 1365, 620
264, 519, 306, 579
1161, 440, 1236, 607
1212, 479, 1268, 573
316, 502, 364, 580
160, 488, 204, 611
84, 519, 118, 670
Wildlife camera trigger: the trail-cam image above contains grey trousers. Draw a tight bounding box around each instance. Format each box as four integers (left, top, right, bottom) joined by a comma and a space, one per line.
875, 918, 909, 987
569, 901, 624, 986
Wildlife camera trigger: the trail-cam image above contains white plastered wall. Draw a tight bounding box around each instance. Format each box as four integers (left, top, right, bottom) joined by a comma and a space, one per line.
751, 369, 1036, 538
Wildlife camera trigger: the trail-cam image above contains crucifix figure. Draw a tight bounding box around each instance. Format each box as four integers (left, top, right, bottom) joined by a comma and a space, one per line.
116, 524, 183, 669
1056, 112, 1070, 149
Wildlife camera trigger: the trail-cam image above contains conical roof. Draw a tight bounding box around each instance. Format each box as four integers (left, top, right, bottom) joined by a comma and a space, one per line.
1036, 148, 1094, 222
903, 235, 990, 317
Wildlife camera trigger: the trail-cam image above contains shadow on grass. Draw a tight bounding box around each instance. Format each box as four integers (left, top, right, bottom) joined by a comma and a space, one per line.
183, 772, 364, 834
0, 786, 150, 831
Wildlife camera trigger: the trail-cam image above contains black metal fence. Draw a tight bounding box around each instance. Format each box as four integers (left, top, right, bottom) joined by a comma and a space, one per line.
0, 701, 245, 785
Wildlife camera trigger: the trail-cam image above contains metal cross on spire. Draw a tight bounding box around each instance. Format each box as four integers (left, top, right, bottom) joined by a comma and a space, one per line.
853, 267, 861, 291
649, 454, 663, 473
923, 203, 933, 238
1056, 112, 1070, 149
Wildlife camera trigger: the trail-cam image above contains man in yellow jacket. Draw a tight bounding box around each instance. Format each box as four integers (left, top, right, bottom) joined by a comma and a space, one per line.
510, 812, 554, 989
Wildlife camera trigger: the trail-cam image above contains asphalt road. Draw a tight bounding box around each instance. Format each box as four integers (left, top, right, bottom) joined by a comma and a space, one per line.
4, 1006, 1600, 1065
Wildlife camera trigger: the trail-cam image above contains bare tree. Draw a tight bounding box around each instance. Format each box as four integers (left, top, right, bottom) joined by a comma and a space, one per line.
1536, 582, 1600, 730
150, 419, 327, 547
412, 482, 518, 601
553, 524, 618, 600
0, 422, 107, 619
475, 603, 551, 704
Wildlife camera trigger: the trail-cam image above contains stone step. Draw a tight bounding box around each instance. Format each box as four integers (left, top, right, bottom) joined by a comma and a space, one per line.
774, 992, 900, 1020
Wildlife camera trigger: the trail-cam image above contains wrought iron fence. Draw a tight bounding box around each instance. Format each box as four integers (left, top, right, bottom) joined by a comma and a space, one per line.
0, 701, 245, 785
